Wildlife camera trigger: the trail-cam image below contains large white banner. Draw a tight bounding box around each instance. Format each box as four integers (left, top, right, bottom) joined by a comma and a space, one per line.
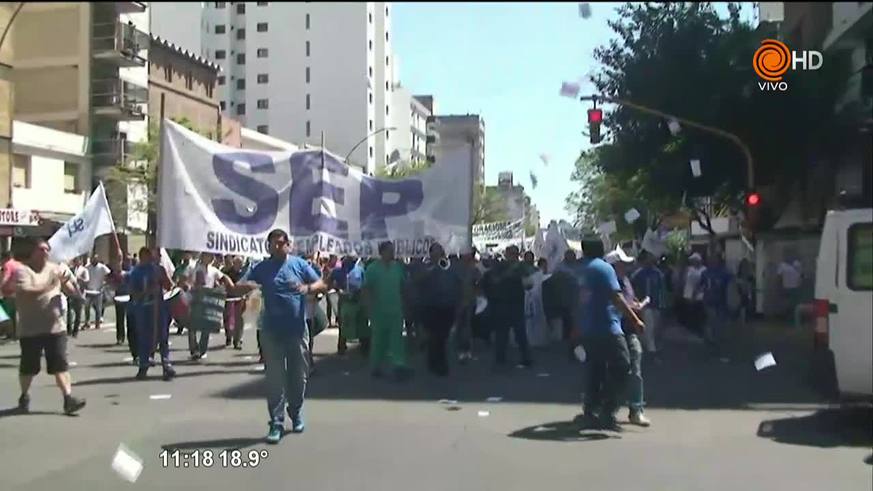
48, 182, 116, 263
158, 120, 473, 258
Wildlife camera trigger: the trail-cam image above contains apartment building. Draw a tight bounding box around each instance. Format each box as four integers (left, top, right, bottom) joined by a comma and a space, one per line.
431, 114, 485, 187
0, 4, 14, 213
489, 171, 539, 232
153, 2, 394, 175
6, 1, 150, 245
389, 84, 434, 165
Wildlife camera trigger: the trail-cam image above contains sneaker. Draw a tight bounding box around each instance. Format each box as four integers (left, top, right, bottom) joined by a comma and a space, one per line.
17, 393, 30, 414
598, 417, 624, 433
162, 365, 177, 381
225, 339, 232, 348
135, 368, 148, 380
573, 412, 600, 429
629, 411, 652, 427
265, 425, 283, 444
291, 419, 305, 433
63, 396, 86, 415
200, 353, 208, 361
190, 353, 200, 361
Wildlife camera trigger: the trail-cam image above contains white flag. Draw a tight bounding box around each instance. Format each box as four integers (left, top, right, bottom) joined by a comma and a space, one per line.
48, 182, 116, 262
559, 82, 580, 99
159, 249, 175, 275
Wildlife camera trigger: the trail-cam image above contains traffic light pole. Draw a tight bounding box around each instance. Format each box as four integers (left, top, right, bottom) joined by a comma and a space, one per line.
580, 95, 755, 189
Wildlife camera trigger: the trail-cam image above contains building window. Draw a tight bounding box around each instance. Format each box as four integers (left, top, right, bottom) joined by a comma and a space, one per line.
237, 103, 246, 115
237, 28, 246, 40
306, 120, 311, 137
214, 2, 226, 8
257, 48, 268, 58
163, 65, 173, 82
385, 105, 389, 116
369, 12, 373, 23
236, 3, 245, 14
305, 41, 310, 57
386, 55, 389, 66
257, 1, 268, 5
237, 79, 245, 90
369, 119, 373, 131
257, 22, 268, 32
368, 92, 373, 104
385, 81, 389, 90
369, 146, 373, 158
257, 98, 269, 109
185, 72, 193, 90
368, 66, 373, 77
215, 24, 226, 34
386, 31, 389, 42
385, 130, 390, 140
257, 73, 269, 83
257, 125, 269, 134
305, 66, 310, 83
305, 13, 310, 29
220, 101, 226, 111
237, 53, 246, 64
63, 162, 79, 193
206, 82, 214, 98
215, 49, 226, 60
386, 6, 389, 16
218, 75, 226, 85
306, 93, 311, 110
12, 155, 30, 189
369, 40, 373, 51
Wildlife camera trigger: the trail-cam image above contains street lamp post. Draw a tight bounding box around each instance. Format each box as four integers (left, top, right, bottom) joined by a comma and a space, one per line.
344, 126, 397, 167
580, 95, 756, 190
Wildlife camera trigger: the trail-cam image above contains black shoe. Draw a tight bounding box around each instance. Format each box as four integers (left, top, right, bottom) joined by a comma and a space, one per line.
63, 396, 86, 415
17, 393, 30, 414
573, 412, 600, 429
225, 339, 232, 348
598, 417, 624, 433
162, 365, 177, 381
135, 368, 148, 380
233, 343, 243, 350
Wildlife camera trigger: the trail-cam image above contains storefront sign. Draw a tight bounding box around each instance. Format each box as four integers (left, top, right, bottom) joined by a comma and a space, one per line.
0, 209, 41, 227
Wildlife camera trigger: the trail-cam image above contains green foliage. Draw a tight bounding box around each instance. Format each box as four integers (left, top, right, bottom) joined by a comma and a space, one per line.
572, 2, 848, 233
375, 159, 433, 180
472, 186, 508, 225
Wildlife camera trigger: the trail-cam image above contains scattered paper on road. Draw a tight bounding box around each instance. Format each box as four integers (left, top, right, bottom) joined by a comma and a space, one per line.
439, 399, 459, 405
560, 81, 581, 99
578, 2, 592, 18
690, 159, 702, 177
122, 357, 133, 362
755, 352, 777, 371
342, 371, 351, 376
111, 444, 144, 483
149, 394, 172, 400
624, 208, 641, 224
477, 410, 490, 417
69, 361, 78, 367
667, 119, 682, 135
486, 397, 503, 403
539, 153, 550, 165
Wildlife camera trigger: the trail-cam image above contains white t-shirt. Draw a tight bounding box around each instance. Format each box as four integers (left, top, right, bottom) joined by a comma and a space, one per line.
86, 263, 111, 291
194, 264, 226, 288
777, 260, 802, 289
683, 266, 707, 301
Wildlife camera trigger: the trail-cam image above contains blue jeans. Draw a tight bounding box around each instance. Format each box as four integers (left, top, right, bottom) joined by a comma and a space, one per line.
135, 302, 171, 369
262, 326, 309, 428
625, 333, 645, 412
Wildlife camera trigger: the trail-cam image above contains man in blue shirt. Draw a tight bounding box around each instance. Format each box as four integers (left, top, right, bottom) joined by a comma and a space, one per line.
128, 248, 175, 381
575, 239, 644, 432
700, 254, 733, 362
232, 229, 326, 444
631, 251, 666, 357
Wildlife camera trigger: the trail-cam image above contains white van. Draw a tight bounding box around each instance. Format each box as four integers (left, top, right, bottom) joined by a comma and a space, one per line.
814, 208, 873, 398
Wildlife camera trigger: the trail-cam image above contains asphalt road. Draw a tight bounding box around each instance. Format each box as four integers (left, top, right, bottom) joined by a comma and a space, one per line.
0, 319, 870, 491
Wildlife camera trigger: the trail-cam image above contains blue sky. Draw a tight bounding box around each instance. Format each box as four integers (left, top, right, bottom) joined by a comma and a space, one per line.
392, 2, 755, 226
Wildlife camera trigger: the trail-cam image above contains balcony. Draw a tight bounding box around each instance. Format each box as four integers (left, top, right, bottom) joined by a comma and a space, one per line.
114, 2, 147, 14
92, 21, 149, 67
91, 138, 136, 166
91, 79, 147, 120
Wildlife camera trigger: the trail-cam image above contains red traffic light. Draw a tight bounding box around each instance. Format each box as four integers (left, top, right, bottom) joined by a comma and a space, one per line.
587, 109, 603, 124
746, 192, 761, 206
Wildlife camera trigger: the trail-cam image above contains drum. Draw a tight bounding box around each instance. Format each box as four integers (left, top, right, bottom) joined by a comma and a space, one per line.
190, 287, 226, 333
165, 288, 190, 325
224, 296, 244, 334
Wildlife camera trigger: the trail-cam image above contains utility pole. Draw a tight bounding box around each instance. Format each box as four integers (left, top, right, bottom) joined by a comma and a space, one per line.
580, 95, 756, 190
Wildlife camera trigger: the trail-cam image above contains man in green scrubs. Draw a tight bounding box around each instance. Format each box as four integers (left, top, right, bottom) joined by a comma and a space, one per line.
363, 241, 408, 378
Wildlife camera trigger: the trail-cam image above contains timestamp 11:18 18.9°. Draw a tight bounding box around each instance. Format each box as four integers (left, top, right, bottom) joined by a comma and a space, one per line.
160, 449, 269, 469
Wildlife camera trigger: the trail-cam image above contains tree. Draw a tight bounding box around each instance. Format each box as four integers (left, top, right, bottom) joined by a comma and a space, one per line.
472, 185, 508, 225
374, 159, 433, 180
583, 2, 847, 233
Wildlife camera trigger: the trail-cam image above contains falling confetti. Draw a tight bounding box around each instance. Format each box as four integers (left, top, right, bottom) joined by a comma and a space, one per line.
690, 159, 702, 177
538, 153, 550, 165
667, 119, 682, 135
755, 352, 777, 371
529, 171, 538, 189
624, 208, 641, 224
111, 444, 144, 483
578, 2, 592, 18
559, 81, 581, 99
